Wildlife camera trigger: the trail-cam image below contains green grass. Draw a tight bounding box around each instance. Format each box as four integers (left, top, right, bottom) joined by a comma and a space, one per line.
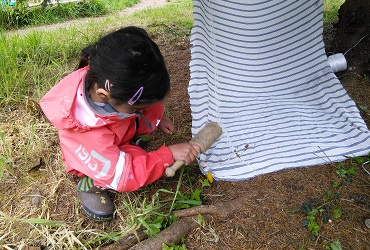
324, 0, 345, 23
0, 29, 99, 104
0, 0, 193, 105
0, 1, 195, 248
0, 0, 140, 30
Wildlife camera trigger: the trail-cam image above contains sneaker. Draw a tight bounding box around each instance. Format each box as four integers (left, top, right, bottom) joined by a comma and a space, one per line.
77, 176, 115, 221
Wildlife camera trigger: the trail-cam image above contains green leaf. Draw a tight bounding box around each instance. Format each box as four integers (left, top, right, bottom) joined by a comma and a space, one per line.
308, 208, 319, 216
174, 203, 190, 210
336, 168, 346, 178
346, 167, 357, 176
0, 157, 7, 179
359, 105, 368, 111
308, 220, 320, 235
190, 188, 202, 202
21, 218, 65, 226
302, 219, 309, 227
330, 240, 342, 250
197, 214, 204, 226
149, 223, 162, 233
306, 215, 315, 221
0, 216, 65, 227
333, 193, 340, 200
152, 215, 165, 225
176, 200, 202, 206
332, 181, 340, 188
141, 219, 159, 236
301, 202, 313, 214
199, 178, 211, 187
322, 214, 330, 223
332, 209, 342, 219
344, 155, 367, 164
323, 205, 331, 213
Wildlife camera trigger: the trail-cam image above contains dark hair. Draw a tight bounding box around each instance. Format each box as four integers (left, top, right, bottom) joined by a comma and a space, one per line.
77, 26, 170, 104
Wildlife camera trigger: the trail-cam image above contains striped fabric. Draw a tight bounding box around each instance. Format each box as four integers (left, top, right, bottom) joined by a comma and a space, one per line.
188, 0, 370, 181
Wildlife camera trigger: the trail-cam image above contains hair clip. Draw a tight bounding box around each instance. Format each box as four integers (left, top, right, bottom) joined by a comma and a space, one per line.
105, 79, 111, 92
127, 86, 144, 105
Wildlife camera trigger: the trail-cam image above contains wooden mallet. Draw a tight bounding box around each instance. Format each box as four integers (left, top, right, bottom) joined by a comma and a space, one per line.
165, 122, 223, 177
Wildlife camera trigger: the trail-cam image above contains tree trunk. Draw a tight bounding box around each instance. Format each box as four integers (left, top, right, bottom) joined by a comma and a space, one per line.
331, 0, 370, 75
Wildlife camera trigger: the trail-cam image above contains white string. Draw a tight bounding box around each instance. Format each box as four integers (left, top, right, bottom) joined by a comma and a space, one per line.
344, 34, 370, 55
362, 161, 370, 176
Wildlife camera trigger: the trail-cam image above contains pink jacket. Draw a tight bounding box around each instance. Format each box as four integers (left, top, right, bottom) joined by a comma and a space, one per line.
39, 67, 175, 192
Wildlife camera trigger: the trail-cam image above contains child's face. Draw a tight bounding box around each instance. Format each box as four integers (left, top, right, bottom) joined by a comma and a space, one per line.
107, 99, 155, 114
91, 83, 155, 114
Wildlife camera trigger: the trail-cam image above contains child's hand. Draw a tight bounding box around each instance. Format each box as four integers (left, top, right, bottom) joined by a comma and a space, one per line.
158, 117, 175, 134
168, 143, 201, 165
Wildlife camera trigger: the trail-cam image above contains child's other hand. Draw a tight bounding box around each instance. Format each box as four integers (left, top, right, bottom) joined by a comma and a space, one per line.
168, 143, 201, 165
158, 117, 175, 134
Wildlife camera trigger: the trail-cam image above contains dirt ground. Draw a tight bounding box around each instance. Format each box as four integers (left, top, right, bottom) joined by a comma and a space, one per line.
149, 25, 370, 249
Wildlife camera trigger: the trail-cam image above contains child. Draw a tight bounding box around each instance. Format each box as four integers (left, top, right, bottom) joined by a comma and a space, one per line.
39, 26, 200, 221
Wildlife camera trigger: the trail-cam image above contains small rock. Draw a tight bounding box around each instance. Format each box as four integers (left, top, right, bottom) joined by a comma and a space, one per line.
365, 219, 370, 229
31, 191, 41, 206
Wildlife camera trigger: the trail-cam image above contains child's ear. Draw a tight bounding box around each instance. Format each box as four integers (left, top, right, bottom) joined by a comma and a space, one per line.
96, 88, 111, 99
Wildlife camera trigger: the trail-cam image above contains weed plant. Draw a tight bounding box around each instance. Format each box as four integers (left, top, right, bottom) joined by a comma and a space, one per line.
300, 154, 370, 249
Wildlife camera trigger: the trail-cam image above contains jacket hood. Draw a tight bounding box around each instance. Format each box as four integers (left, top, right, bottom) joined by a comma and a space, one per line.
39, 67, 136, 131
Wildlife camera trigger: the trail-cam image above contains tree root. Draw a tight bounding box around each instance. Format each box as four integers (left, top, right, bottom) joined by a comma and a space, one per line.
101, 230, 148, 250
102, 198, 244, 250
130, 198, 243, 249
173, 198, 243, 219
129, 215, 202, 250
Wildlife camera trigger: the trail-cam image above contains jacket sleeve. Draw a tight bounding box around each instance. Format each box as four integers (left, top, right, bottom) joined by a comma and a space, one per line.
60, 127, 174, 192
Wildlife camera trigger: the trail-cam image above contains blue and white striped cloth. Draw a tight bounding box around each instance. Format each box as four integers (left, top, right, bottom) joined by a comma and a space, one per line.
188, 0, 370, 180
